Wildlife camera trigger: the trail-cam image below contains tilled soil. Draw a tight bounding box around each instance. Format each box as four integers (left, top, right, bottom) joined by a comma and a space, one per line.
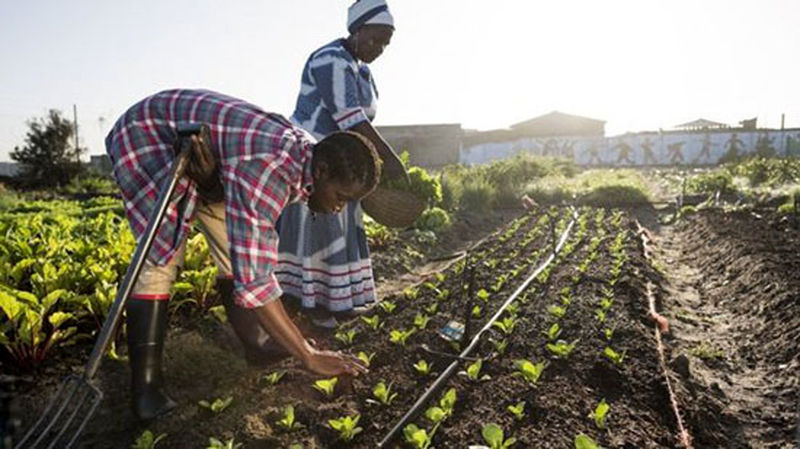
650, 209, 800, 448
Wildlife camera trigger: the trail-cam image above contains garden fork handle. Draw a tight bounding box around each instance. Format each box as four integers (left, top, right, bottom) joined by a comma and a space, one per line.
83, 129, 195, 380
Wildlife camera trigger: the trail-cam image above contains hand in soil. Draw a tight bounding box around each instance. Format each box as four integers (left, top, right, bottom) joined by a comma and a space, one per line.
304, 348, 368, 377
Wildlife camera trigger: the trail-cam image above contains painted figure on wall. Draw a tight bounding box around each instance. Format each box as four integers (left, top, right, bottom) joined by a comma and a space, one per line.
640, 137, 657, 165
543, 138, 559, 157
723, 133, 745, 161
755, 132, 775, 157
560, 140, 575, 159
614, 141, 634, 165
667, 142, 685, 164
693, 133, 714, 164
586, 143, 602, 165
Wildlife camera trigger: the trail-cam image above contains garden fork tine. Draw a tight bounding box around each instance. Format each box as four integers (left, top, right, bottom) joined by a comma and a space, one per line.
16, 124, 203, 449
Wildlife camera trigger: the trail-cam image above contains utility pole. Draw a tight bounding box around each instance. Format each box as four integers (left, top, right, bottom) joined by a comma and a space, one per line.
781, 113, 785, 130
73, 104, 79, 157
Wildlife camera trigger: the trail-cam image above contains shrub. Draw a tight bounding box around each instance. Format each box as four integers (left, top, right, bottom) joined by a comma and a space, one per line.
415, 207, 451, 232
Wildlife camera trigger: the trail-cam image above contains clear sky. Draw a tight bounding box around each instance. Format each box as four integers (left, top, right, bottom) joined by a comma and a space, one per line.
1, 0, 799, 161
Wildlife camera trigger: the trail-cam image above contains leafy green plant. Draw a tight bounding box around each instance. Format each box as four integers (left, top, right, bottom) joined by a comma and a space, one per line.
403, 424, 434, 449
459, 359, 490, 382
506, 401, 526, 421
424, 303, 438, 315
370, 381, 398, 406
514, 359, 546, 387
198, 396, 233, 414
276, 404, 303, 431
574, 433, 600, 449
312, 377, 338, 397
403, 286, 419, 300
546, 339, 578, 358
489, 338, 508, 355
413, 359, 432, 376
492, 316, 517, 336
481, 423, 517, 449
547, 304, 566, 319
413, 313, 431, 330
590, 399, 610, 429
389, 328, 416, 347
476, 288, 490, 302
595, 308, 607, 323
334, 328, 357, 346
356, 351, 375, 367
603, 346, 626, 365
261, 370, 286, 386
603, 327, 614, 341
329, 414, 363, 442
206, 437, 242, 449
131, 430, 167, 449
435, 288, 450, 301
542, 323, 562, 341
379, 300, 397, 314
439, 388, 457, 416
471, 305, 482, 318
360, 315, 382, 331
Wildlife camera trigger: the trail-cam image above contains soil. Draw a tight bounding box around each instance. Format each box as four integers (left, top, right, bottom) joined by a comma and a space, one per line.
6, 205, 800, 448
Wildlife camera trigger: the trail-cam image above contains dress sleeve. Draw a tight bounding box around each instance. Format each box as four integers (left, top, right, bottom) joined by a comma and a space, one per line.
225, 156, 291, 308
309, 54, 369, 130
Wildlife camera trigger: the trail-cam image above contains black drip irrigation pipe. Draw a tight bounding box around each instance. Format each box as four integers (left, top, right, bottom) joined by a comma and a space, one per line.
377, 208, 578, 448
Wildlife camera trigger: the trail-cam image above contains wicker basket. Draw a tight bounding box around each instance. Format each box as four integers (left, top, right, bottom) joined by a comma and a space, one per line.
362, 186, 426, 228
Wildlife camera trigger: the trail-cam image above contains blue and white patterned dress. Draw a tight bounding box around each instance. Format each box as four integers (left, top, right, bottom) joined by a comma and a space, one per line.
276, 38, 379, 313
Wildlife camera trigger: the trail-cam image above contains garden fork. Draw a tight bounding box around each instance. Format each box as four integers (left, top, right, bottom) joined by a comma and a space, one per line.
15, 123, 206, 449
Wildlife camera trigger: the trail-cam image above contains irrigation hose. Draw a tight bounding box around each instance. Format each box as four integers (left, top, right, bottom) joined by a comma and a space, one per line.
377, 208, 578, 448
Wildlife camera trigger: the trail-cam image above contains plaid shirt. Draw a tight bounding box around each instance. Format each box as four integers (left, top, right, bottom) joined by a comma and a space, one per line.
106, 89, 315, 308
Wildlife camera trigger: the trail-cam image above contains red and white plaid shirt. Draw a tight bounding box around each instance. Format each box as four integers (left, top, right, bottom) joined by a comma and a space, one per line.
106, 89, 315, 308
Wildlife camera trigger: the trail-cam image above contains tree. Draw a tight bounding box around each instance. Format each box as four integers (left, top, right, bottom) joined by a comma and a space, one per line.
11, 109, 85, 187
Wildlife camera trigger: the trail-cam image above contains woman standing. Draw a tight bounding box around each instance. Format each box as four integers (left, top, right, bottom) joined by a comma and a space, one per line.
278, 0, 405, 329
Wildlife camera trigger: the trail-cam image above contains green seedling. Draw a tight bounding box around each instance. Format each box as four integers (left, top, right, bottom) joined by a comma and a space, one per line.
574, 433, 600, 449
434, 272, 446, 284
514, 359, 546, 387
424, 302, 439, 315
207, 305, 227, 324
492, 316, 517, 336
403, 286, 419, 300
379, 300, 397, 314
360, 315, 382, 331
689, 342, 725, 360
436, 288, 450, 301
312, 377, 338, 397
590, 399, 610, 429
329, 414, 363, 442
506, 401, 526, 421
599, 297, 613, 310
334, 328, 357, 346
542, 323, 562, 341
389, 328, 416, 347
481, 423, 517, 449
131, 430, 167, 449
547, 304, 566, 319
424, 406, 447, 423
471, 305, 482, 318
198, 396, 233, 414
505, 303, 520, 317
413, 359, 432, 376
439, 388, 457, 416
403, 424, 433, 449
459, 359, 490, 382
261, 370, 286, 386
595, 308, 607, 323
276, 404, 303, 431
490, 338, 508, 355
546, 339, 578, 358
603, 327, 614, 341
356, 351, 375, 367
413, 313, 431, 330
206, 437, 242, 449
603, 346, 626, 365
560, 287, 572, 306
476, 288, 490, 302
370, 381, 398, 406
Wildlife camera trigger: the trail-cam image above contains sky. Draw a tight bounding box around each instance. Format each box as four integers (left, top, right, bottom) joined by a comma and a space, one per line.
1, 0, 799, 161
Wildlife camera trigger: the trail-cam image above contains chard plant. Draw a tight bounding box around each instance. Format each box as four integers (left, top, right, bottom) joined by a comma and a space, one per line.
514, 359, 546, 387
542, 322, 562, 341
560, 287, 573, 306
370, 381, 398, 406
403, 286, 419, 300
506, 401, 526, 421
198, 396, 233, 414
206, 437, 242, 449
595, 308, 607, 323
590, 398, 610, 429
312, 377, 338, 397
599, 297, 613, 310
329, 414, 362, 442
403, 424, 434, 449
476, 288, 490, 303
489, 338, 508, 355
424, 302, 438, 315
435, 288, 450, 301
459, 359, 490, 382
603, 327, 614, 341
481, 423, 517, 449
603, 346, 626, 365
356, 351, 375, 367
360, 315, 382, 331
261, 370, 286, 386
379, 300, 397, 314
471, 305, 482, 318
389, 328, 416, 347
547, 304, 567, 319
492, 316, 517, 336
131, 430, 167, 449
413, 313, 431, 330
546, 339, 578, 359
334, 328, 357, 346
574, 433, 600, 449
276, 404, 303, 431
413, 359, 432, 376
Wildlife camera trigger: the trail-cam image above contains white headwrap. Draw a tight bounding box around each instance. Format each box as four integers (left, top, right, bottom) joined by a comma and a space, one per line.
347, 0, 394, 34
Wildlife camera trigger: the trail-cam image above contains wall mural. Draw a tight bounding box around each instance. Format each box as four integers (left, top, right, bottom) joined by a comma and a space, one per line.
461, 130, 800, 166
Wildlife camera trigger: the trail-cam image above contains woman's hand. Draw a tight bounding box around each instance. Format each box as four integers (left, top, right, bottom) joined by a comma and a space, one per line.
303, 348, 368, 376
